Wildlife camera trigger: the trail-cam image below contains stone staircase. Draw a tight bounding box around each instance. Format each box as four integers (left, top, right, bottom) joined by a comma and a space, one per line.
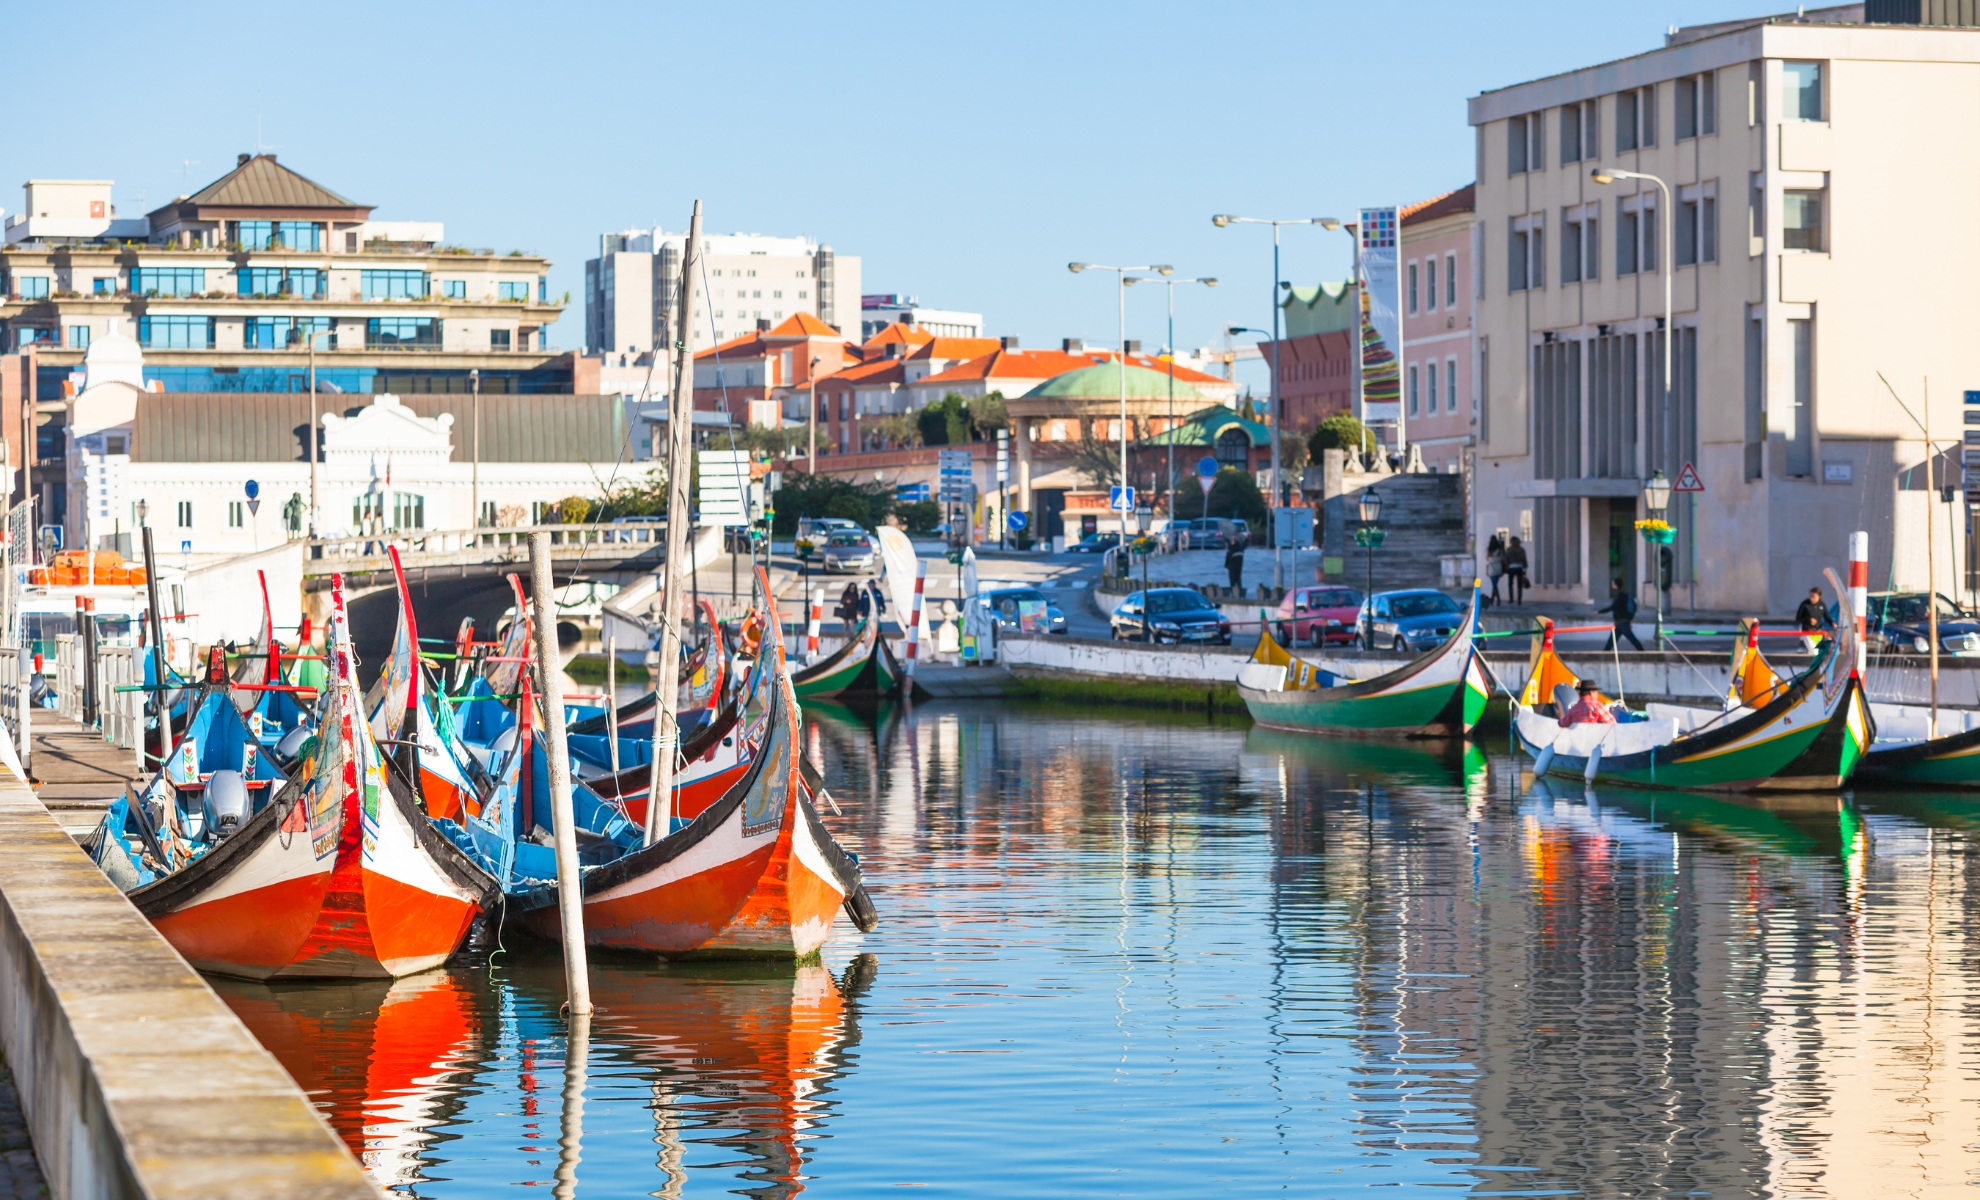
1320, 471, 1466, 593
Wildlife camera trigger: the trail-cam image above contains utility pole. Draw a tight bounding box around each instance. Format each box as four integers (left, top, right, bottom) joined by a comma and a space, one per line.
645, 200, 702, 848
471, 368, 481, 536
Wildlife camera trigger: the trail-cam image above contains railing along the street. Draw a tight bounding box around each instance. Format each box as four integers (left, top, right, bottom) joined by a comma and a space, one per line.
305, 522, 671, 568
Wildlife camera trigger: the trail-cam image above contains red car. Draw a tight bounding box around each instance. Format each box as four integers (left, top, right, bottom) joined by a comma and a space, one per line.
1273, 585, 1363, 647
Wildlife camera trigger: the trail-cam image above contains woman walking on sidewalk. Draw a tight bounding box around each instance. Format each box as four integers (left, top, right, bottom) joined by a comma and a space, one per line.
1486, 534, 1506, 606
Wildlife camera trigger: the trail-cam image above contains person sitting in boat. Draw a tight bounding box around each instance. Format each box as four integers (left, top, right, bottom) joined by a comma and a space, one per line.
1558, 679, 1617, 727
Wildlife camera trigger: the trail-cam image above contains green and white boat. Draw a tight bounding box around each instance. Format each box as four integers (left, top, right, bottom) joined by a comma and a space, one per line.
1855, 703, 1980, 788
1512, 615, 1871, 793
1236, 594, 1488, 738
790, 617, 902, 699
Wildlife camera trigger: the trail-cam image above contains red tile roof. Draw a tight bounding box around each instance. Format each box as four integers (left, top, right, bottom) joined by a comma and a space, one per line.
767, 312, 839, 338
693, 331, 768, 361
817, 358, 907, 387
909, 336, 1003, 362
916, 348, 1108, 386
862, 322, 935, 351
1402, 183, 1476, 225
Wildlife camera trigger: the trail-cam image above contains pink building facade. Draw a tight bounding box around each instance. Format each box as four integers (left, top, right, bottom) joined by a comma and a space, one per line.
1399, 185, 1476, 474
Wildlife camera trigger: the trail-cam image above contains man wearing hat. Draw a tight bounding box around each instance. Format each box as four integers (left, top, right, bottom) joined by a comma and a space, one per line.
1558, 679, 1617, 727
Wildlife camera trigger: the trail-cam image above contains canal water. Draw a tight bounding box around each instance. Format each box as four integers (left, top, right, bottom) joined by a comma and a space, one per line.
217, 702, 1980, 1196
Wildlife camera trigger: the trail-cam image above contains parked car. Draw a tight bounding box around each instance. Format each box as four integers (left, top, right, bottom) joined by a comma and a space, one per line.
1866, 591, 1980, 656
820, 530, 877, 574
1066, 532, 1125, 554
1273, 585, 1363, 647
802, 517, 864, 539
1168, 517, 1245, 550
1354, 588, 1466, 653
1110, 588, 1232, 645
976, 587, 1069, 635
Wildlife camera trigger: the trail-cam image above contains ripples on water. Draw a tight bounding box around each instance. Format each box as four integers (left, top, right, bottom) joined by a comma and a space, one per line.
217, 703, 1980, 1197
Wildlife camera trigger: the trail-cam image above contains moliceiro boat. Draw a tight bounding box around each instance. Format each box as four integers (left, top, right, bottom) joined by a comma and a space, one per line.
1856, 705, 1980, 788
91, 575, 494, 979
1512, 597, 1871, 792
790, 615, 901, 699
1236, 589, 1488, 738
512, 567, 874, 958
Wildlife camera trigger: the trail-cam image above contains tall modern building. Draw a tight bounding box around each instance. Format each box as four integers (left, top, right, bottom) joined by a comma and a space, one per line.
0, 154, 572, 398
584, 228, 860, 367
1470, 4, 1973, 613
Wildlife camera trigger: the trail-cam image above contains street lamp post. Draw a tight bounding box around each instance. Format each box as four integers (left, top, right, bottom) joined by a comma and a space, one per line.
1592, 166, 1676, 607
469, 368, 481, 537
808, 355, 822, 475
1212, 214, 1329, 593
305, 330, 333, 544
1355, 487, 1384, 646
1069, 262, 1172, 540
1642, 468, 1672, 648
1124, 275, 1216, 524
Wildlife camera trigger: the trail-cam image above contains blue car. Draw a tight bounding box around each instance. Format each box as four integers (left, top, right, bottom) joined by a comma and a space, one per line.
1110, 588, 1231, 645
1354, 588, 1466, 653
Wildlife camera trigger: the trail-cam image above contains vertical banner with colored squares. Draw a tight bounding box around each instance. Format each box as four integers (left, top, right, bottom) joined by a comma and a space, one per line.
1358, 207, 1402, 432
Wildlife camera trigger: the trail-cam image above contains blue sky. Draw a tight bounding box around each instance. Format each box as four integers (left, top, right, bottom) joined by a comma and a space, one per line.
8, 0, 1771, 382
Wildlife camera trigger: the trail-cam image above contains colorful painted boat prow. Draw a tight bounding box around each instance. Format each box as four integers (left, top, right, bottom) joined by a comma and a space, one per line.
1236, 588, 1487, 738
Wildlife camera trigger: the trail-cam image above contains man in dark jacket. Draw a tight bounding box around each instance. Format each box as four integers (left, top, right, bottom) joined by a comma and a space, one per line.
1503, 537, 1529, 604
1795, 586, 1834, 652
1225, 537, 1246, 593
1601, 578, 1645, 651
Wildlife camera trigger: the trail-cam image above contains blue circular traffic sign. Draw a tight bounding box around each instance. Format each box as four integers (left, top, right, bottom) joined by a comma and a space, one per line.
1196, 456, 1220, 480
1007, 512, 1029, 532
244, 479, 261, 500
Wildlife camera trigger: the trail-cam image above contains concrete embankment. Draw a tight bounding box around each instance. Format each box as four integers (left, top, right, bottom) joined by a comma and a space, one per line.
993, 634, 1980, 711
0, 778, 378, 1200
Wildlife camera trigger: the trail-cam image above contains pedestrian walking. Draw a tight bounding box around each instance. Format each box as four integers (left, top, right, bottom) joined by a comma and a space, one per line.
836, 581, 861, 625
1795, 586, 1834, 653
1225, 537, 1246, 594
1503, 537, 1529, 605
1485, 534, 1506, 606
1601, 578, 1645, 651
856, 585, 873, 620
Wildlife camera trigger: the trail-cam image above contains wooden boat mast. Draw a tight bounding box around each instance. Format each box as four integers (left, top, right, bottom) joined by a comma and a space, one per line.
647, 200, 703, 848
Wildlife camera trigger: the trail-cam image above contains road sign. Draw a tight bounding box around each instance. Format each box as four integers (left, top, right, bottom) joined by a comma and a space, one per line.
1273, 506, 1314, 548
1007, 512, 1028, 532
244, 479, 260, 501
1109, 486, 1136, 511
1672, 462, 1704, 492
1196, 456, 1220, 480
247, 498, 261, 518
697, 449, 751, 522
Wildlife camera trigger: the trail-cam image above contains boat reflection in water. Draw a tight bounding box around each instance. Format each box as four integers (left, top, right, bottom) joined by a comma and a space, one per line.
215, 947, 874, 1197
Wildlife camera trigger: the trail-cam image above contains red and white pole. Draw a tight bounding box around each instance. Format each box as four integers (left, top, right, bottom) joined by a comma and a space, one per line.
1849, 530, 1869, 678
806, 587, 822, 664
905, 561, 926, 677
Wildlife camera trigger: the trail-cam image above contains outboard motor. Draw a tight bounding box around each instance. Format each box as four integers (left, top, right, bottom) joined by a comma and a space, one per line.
274, 726, 311, 768
202, 770, 249, 840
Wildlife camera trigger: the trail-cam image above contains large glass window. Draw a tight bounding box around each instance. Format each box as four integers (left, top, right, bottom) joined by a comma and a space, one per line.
367, 317, 439, 348
490, 329, 512, 351
17, 276, 48, 300
391, 492, 425, 531
132, 267, 205, 297
138, 316, 214, 348
1784, 190, 1823, 251
231, 220, 322, 251
245, 316, 334, 349
237, 268, 285, 297
68, 325, 89, 350
285, 268, 323, 298
1783, 61, 1822, 121
362, 270, 428, 300
441, 279, 466, 299
92, 277, 116, 295
498, 281, 530, 302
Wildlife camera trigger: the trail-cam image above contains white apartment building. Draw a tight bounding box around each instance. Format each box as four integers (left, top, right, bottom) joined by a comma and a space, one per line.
859, 294, 983, 340
1471, 3, 1972, 615
584, 228, 860, 373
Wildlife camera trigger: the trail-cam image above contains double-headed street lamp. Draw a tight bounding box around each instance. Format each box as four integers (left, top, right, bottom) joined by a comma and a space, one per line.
1123, 274, 1216, 518
1212, 214, 1331, 591
1069, 262, 1172, 535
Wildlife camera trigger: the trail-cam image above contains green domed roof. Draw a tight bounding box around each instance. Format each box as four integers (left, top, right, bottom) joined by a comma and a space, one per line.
1024, 362, 1205, 402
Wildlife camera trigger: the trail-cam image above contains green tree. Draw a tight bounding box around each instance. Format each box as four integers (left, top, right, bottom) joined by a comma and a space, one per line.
770, 473, 894, 535
1168, 466, 1267, 535
969, 391, 1008, 436
894, 499, 942, 534
866, 413, 921, 449
1308, 413, 1375, 463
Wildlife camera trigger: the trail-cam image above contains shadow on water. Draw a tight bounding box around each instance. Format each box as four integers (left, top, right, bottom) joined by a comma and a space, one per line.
216, 700, 1980, 1196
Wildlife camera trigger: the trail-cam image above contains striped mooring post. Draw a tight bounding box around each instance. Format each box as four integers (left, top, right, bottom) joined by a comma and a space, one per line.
1848, 530, 1868, 677
906, 562, 926, 676
806, 587, 822, 665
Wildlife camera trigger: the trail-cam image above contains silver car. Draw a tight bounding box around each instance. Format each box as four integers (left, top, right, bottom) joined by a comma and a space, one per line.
821, 531, 876, 573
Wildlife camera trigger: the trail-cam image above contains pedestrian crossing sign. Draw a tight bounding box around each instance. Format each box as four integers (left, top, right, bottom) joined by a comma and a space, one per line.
1672, 462, 1704, 492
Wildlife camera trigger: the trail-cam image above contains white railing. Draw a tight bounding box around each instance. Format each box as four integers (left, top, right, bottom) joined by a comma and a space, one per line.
54, 634, 82, 724
48, 636, 146, 773
0, 648, 30, 779
305, 522, 673, 568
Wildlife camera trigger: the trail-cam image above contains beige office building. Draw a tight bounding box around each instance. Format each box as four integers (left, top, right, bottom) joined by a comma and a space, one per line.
1470, 4, 1973, 614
